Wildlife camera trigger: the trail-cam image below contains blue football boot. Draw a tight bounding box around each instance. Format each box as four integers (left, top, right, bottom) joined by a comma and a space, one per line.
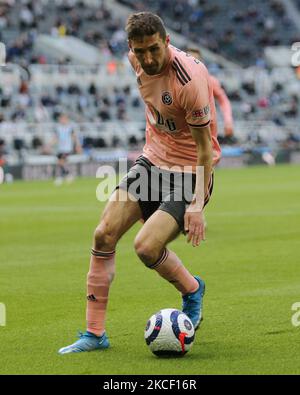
58, 331, 110, 354
182, 276, 205, 330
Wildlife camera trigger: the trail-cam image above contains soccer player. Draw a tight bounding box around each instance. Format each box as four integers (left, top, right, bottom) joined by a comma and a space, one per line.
58, 12, 221, 354
53, 113, 81, 185
186, 47, 235, 143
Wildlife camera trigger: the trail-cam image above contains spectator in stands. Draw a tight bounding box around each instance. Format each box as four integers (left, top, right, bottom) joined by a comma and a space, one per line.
11, 105, 26, 121
284, 95, 299, 117
0, 6, 8, 30
34, 102, 50, 123
98, 105, 111, 121
19, 4, 34, 30
88, 83, 97, 96
116, 102, 128, 120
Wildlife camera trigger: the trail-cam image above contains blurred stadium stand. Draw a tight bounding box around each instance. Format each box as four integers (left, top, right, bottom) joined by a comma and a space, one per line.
0, 0, 300, 180
117, 0, 300, 67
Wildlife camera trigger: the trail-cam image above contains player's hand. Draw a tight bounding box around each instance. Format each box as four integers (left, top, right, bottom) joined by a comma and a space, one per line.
224, 125, 233, 137
184, 208, 205, 247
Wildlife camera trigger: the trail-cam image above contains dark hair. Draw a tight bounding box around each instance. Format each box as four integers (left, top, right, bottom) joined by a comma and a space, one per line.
126, 12, 167, 41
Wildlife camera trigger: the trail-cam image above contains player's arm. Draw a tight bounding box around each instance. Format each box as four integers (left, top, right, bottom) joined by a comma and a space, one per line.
179, 61, 214, 246
184, 124, 213, 247
211, 76, 233, 136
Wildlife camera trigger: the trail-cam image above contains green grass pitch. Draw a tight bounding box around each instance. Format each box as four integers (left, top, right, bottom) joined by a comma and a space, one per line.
0, 164, 299, 375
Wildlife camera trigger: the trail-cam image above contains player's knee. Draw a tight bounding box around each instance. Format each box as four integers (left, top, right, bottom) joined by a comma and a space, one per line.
94, 223, 117, 251
134, 236, 159, 267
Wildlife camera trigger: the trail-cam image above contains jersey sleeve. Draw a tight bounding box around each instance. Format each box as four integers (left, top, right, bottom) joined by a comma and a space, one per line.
178, 65, 211, 128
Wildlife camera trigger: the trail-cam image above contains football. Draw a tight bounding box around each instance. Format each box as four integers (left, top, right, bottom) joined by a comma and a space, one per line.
144, 308, 195, 356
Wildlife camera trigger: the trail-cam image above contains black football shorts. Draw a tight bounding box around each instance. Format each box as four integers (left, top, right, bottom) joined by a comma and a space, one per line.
116, 155, 214, 231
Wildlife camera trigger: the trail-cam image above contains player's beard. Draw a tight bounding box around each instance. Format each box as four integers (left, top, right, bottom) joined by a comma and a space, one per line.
141, 47, 170, 75
142, 64, 160, 75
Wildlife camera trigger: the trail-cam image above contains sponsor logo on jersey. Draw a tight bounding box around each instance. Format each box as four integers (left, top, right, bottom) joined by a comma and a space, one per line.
192, 105, 210, 119
162, 91, 173, 105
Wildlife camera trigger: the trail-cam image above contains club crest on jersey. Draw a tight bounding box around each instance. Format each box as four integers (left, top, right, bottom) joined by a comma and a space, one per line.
162, 91, 173, 105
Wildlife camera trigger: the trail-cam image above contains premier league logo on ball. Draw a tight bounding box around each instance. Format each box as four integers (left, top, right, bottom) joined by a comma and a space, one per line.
162, 91, 173, 105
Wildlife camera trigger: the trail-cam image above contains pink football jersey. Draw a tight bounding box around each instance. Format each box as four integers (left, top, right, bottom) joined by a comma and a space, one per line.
128, 45, 221, 172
